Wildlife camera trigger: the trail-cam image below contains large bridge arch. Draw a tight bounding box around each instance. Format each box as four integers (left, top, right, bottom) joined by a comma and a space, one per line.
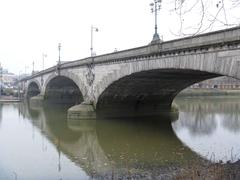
95, 51, 240, 114
26, 80, 41, 98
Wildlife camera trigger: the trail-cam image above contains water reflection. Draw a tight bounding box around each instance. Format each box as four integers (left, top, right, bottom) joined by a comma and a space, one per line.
172, 104, 217, 136
0, 104, 2, 127
0, 103, 88, 180
2, 96, 239, 179
221, 114, 240, 133
19, 103, 198, 178
173, 96, 240, 162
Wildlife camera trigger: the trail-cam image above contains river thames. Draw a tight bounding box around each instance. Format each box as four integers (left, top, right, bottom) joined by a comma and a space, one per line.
0, 96, 240, 179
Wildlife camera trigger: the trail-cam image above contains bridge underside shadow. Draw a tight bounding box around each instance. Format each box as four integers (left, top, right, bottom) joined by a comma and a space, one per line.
45, 76, 83, 105
97, 69, 219, 118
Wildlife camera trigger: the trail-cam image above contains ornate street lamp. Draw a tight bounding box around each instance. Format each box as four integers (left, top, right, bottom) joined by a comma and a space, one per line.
42, 53, 47, 71
90, 25, 99, 57
25, 65, 29, 75
32, 61, 35, 75
58, 43, 61, 64
0, 63, 2, 97
41, 53, 47, 86
18, 70, 22, 99
150, 0, 162, 43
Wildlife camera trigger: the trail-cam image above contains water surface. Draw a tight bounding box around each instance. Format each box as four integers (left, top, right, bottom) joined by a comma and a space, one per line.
0, 96, 239, 179
173, 96, 240, 163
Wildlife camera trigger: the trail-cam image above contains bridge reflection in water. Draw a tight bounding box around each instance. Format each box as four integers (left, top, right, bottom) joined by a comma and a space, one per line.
18, 102, 198, 179
16, 95, 240, 178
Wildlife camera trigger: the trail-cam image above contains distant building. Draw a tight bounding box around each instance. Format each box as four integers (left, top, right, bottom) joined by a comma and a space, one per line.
191, 76, 240, 89
2, 73, 17, 85
0, 68, 18, 88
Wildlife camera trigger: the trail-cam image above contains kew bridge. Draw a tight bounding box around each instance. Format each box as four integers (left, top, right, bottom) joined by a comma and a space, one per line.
19, 27, 240, 118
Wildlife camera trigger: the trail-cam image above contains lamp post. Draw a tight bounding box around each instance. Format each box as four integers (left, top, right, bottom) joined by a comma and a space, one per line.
0, 63, 2, 97
18, 70, 22, 99
58, 43, 61, 64
90, 25, 99, 57
41, 53, 47, 86
25, 65, 29, 75
42, 53, 47, 71
32, 61, 35, 75
150, 0, 162, 43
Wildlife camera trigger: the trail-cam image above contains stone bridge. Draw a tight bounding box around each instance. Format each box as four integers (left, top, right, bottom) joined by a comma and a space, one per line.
19, 27, 240, 117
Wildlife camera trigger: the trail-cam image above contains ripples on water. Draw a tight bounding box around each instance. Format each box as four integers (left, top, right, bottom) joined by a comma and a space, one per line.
0, 96, 239, 179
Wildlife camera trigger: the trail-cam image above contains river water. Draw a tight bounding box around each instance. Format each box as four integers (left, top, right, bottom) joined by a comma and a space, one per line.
0, 96, 239, 179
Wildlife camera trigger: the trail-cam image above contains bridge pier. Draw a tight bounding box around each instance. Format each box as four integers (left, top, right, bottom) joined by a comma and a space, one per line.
29, 94, 45, 106
67, 102, 96, 120
28, 95, 96, 120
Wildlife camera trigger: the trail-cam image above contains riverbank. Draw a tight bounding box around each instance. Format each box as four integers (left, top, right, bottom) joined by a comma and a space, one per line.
178, 88, 240, 97
94, 159, 240, 179
175, 159, 240, 179
0, 95, 21, 102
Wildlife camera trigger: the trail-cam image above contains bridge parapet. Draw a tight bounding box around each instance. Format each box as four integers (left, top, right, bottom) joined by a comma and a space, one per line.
20, 26, 240, 81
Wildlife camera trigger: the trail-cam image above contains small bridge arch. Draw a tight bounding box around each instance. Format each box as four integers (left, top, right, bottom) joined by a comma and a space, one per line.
43, 71, 87, 98
26, 80, 41, 98
43, 72, 85, 105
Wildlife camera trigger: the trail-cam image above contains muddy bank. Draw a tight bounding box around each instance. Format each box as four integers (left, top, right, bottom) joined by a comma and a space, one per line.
176, 159, 240, 180
178, 89, 240, 97
91, 160, 240, 180
0, 95, 21, 102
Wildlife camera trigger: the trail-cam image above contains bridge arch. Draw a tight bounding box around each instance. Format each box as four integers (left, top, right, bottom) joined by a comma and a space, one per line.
26, 80, 41, 98
95, 53, 240, 114
96, 68, 220, 115
43, 71, 87, 101
44, 72, 85, 105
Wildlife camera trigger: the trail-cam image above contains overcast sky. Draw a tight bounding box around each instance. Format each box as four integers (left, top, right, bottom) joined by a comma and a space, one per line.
0, 0, 238, 74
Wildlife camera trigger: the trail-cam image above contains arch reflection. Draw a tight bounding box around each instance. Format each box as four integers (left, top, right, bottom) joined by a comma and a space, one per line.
19, 103, 200, 178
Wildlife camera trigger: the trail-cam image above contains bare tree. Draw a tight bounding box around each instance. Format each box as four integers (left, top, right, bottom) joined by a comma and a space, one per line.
170, 0, 239, 36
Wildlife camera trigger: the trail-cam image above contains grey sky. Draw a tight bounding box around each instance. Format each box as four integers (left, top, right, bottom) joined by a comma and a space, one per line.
0, 0, 238, 74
